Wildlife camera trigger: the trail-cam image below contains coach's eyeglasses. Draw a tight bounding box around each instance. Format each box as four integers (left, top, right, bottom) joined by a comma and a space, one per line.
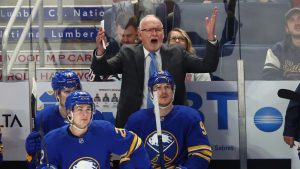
140, 28, 164, 33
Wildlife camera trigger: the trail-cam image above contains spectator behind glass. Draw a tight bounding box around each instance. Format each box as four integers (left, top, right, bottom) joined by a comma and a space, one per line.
114, 12, 140, 45
263, 7, 300, 80
107, 0, 135, 40
88, 14, 140, 82
167, 28, 211, 81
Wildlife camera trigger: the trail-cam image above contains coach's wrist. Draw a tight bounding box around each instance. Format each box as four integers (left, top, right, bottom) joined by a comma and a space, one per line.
96, 48, 105, 56
207, 34, 217, 42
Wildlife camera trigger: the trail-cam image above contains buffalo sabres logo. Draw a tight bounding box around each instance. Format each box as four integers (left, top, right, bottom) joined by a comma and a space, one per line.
69, 157, 100, 169
145, 130, 178, 168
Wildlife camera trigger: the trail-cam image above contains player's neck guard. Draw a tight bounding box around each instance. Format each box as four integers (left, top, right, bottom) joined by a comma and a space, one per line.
70, 123, 88, 132
67, 112, 93, 133
159, 102, 173, 117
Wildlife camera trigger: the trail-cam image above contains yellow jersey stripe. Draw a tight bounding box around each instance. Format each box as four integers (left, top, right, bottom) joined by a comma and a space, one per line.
188, 145, 212, 152
125, 133, 138, 158
200, 149, 213, 157
189, 152, 211, 162
119, 157, 130, 164
135, 136, 142, 150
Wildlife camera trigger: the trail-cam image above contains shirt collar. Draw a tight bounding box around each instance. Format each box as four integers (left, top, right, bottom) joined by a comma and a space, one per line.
143, 47, 161, 59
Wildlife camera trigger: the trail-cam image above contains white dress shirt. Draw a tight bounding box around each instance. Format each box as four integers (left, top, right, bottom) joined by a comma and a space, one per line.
140, 47, 162, 109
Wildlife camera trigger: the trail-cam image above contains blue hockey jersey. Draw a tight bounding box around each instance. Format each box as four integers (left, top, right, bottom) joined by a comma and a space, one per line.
40, 120, 152, 169
125, 105, 212, 169
27, 104, 104, 169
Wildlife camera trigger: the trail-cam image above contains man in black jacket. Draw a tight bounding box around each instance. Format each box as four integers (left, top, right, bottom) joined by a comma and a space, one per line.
91, 9, 219, 127
88, 14, 140, 81
283, 83, 300, 149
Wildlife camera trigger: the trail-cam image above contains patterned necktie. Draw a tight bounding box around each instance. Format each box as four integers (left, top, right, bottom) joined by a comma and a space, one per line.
147, 52, 158, 108
149, 52, 158, 79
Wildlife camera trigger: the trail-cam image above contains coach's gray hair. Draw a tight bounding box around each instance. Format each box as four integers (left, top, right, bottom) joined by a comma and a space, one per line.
138, 15, 163, 30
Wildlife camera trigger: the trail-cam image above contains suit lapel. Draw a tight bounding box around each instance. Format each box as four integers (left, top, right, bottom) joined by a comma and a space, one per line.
134, 45, 145, 85
160, 44, 168, 70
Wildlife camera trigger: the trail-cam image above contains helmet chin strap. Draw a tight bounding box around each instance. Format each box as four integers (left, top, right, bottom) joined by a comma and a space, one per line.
159, 100, 173, 109
71, 123, 87, 132
67, 112, 89, 132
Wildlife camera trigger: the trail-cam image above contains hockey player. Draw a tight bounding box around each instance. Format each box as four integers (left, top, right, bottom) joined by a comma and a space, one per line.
25, 70, 104, 169
38, 90, 152, 169
125, 70, 212, 169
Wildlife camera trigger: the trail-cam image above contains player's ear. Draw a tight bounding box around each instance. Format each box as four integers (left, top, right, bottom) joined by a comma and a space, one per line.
67, 111, 73, 122
54, 90, 60, 102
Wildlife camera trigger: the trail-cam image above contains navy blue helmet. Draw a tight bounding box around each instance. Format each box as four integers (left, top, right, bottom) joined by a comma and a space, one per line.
65, 90, 95, 113
148, 70, 175, 92
51, 70, 81, 91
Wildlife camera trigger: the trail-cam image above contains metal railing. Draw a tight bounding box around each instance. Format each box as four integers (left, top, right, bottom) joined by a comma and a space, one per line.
1, 0, 44, 81
1, 0, 24, 82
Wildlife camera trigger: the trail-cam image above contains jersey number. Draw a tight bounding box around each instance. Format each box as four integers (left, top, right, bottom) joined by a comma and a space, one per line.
115, 128, 127, 138
200, 121, 207, 136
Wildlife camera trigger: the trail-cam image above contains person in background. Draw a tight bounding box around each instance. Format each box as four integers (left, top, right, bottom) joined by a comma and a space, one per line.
263, 7, 300, 80
38, 90, 151, 169
88, 14, 140, 82
283, 84, 300, 148
114, 12, 141, 45
167, 27, 211, 81
125, 70, 212, 168
283, 83, 300, 159
92, 9, 219, 128
25, 70, 104, 169
105, 0, 135, 40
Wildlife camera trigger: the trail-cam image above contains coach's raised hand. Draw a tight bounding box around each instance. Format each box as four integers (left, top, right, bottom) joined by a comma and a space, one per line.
205, 7, 218, 41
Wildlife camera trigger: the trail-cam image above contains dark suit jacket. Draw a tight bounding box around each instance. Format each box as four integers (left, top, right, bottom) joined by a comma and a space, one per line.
284, 83, 300, 141
88, 37, 120, 81
91, 41, 219, 127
